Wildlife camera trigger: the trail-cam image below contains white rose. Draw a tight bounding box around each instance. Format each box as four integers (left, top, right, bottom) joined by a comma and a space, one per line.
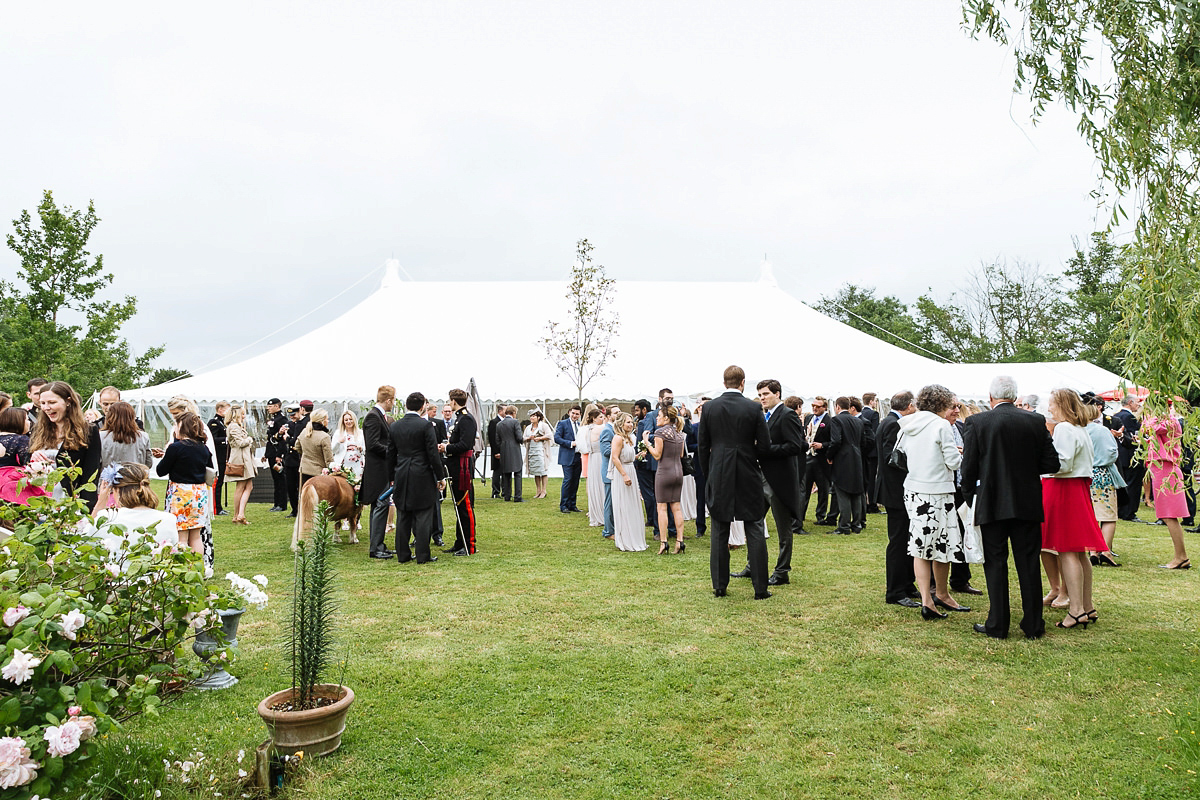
0, 736, 39, 789
2, 606, 29, 628
1, 649, 41, 685
43, 720, 83, 757
59, 608, 87, 641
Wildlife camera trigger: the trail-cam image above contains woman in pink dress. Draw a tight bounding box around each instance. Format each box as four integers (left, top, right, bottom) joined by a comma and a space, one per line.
1144, 407, 1191, 570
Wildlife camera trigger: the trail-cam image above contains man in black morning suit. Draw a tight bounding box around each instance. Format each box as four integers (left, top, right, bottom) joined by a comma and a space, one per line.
822, 397, 866, 534
362, 385, 397, 559
698, 365, 773, 600
424, 402, 448, 547
753, 379, 806, 586
859, 393, 881, 513
876, 390, 920, 607
386, 391, 444, 564
801, 397, 834, 525
961, 375, 1060, 640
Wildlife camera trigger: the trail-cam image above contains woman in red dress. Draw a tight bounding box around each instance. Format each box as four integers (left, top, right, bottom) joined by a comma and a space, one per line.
1041, 389, 1108, 630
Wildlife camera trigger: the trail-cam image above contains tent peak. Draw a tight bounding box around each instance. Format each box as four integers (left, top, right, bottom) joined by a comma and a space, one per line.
758, 256, 778, 288
381, 259, 404, 288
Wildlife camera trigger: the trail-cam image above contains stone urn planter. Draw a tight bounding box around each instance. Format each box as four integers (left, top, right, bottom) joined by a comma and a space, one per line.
256, 684, 355, 757
192, 608, 244, 690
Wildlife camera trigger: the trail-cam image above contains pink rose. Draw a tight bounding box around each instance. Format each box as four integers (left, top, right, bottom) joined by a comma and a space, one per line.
43, 720, 82, 757
0, 736, 39, 789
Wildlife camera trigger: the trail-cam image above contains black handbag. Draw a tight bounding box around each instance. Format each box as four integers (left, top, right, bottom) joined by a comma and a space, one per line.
681, 452, 695, 476
887, 433, 908, 473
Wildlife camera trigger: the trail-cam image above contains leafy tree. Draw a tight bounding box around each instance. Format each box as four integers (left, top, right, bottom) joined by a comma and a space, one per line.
814, 284, 950, 360
1062, 231, 1124, 374
915, 259, 1069, 362
0, 191, 163, 398
541, 239, 620, 402
144, 366, 192, 387
963, 1, 1200, 406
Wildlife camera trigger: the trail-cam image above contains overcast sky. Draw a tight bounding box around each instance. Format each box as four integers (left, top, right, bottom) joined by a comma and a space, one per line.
0, 1, 1104, 374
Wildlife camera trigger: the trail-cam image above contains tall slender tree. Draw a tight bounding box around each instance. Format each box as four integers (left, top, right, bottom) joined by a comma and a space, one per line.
541, 239, 620, 402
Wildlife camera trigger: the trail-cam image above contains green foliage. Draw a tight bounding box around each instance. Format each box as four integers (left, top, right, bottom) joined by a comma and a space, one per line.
0, 191, 164, 398
915, 259, 1069, 362
963, 0, 1200, 412
813, 284, 951, 360
541, 239, 620, 402
143, 367, 192, 389
1062, 231, 1125, 374
0, 467, 239, 799
287, 502, 338, 709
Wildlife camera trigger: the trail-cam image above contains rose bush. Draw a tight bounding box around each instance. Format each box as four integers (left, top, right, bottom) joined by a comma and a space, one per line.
0, 466, 241, 799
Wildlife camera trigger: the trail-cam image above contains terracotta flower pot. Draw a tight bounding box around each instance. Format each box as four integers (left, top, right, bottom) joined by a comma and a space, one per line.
256, 684, 355, 756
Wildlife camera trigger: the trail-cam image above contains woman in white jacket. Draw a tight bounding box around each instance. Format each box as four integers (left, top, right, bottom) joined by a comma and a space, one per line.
897, 385, 971, 621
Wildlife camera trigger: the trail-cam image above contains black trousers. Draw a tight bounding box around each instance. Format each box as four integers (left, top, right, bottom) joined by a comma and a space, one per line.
285, 463, 301, 515
214, 453, 227, 513
801, 457, 832, 523
833, 485, 865, 533
980, 519, 1045, 639
693, 467, 707, 534
270, 462, 288, 508
764, 479, 799, 579
864, 456, 879, 510
711, 517, 768, 597
1116, 447, 1144, 519
491, 453, 502, 496
369, 491, 392, 555
395, 505, 435, 563
884, 504, 917, 602
499, 472, 522, 501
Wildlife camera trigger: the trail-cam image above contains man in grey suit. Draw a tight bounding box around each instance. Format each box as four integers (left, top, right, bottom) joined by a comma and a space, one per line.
698, 365, 772, 599
497, 405, 525, 502
598, 407, 616, 539
386, 391, 445, 564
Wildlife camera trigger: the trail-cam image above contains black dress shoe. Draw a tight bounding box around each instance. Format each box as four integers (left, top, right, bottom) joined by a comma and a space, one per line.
432, 536, 444, 547
934, 597, 971, 613
397, 556, 414, 563
754, 592, 772, 600
713, 589, 727, 597
731, 567, 752, 578
216, 509, 230, 516
416, 557, 438, 564
443, 547, 461, 553
369, 551, 392, 559
973, 623, 1008, 639
569, 507, 583, 513
767, 574, 789, 586
889, 597, 922, 608
450, 548, 469, 556
794, 528, 811, 535
268, 506, 286, 512
513, 498, 523, 503
954, 584, 984, 596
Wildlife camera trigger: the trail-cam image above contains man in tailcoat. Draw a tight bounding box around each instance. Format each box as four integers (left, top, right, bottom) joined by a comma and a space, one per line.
282, 401, 312, 518
860, 392, 881, 513
264, 398, 290, 511
822, 397, 866, 535
698, 365, 772, 600
424, 403, 448, 547
1112, 394, 1144, 521
961, 375, 1060, 640
497, 405, 524, 502
732, 379, 805, 586
876, 390, 920, 607
487, 407, 504, 499
362, 386, 397, 560
387, 391, 443, 564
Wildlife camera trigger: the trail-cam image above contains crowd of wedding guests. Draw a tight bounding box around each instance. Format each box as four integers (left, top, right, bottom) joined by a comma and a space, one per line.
1, 371, 1193, 636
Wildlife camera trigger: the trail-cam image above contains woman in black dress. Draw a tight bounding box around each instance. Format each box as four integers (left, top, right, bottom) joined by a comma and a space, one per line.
643, 404, 688, 554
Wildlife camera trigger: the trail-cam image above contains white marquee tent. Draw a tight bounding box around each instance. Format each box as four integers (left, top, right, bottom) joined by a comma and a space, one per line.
123, 260, 1127, 411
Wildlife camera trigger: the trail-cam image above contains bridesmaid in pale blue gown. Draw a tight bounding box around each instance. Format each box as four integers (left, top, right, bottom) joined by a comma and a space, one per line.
608, 413, 647, 552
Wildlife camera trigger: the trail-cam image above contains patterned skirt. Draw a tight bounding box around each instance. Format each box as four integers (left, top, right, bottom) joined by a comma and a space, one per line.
904, 491, 968, 563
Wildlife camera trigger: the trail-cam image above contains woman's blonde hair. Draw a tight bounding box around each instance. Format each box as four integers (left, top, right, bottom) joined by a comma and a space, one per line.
1050, 388, 1092, 427
614, 412, 635, 444
167, 395, 200, 419
304, 408, 329, 438
338, 410, 359, 434
224, 404, 247, 427
112, 462, 158, 509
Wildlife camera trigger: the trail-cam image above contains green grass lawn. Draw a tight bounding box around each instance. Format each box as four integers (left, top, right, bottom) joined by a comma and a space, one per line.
117, 479, 1199, 799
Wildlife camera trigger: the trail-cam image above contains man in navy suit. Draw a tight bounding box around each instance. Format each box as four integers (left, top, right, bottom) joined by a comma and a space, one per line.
554, 404, 584, 513
598, 407, 615, 538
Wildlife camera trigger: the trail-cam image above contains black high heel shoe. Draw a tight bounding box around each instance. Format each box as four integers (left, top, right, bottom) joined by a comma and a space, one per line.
657, 542, 669, 556
1056, 611, 1090, 630
1159, 559, 1191, 569
674, 540, 686, 555
921, 605, 948, 620
1084, 608, 1098, 623
1096, 552, 1121, 567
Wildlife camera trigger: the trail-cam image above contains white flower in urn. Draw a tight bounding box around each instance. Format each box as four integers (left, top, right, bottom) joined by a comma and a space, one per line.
224, 572, 269, 611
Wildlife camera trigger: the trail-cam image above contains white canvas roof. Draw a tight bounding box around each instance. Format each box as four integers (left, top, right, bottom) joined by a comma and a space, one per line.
123, 260, 1128, 405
